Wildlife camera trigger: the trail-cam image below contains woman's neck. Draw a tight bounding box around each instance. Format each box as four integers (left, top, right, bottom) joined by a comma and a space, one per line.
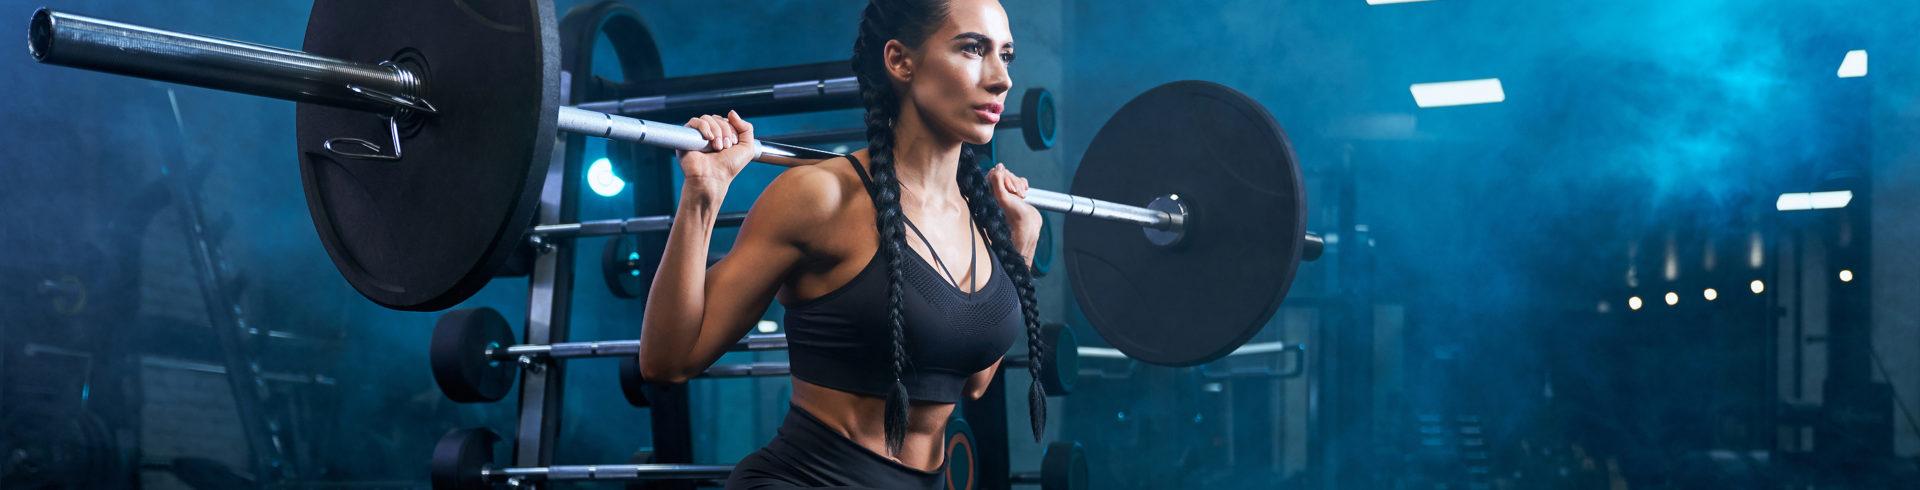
889, 103, 964, 207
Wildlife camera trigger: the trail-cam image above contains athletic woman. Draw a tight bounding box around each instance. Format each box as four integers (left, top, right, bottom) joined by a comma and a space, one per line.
635, 0, 1047, 488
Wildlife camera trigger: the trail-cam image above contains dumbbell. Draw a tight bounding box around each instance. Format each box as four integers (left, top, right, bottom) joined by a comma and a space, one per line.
945, 416, 1089, 490
431, 428, 732, 489
602, 233, 730, 300
429, 307, 785, 402
1006, 323, 1079, 395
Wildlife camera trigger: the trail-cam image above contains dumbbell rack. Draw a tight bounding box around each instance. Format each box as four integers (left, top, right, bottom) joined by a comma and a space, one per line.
499, 0, 873, 476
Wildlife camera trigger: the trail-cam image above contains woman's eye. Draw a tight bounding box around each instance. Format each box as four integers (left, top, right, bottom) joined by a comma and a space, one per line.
961, 43, 985, 56
1001, 52, 1016, 65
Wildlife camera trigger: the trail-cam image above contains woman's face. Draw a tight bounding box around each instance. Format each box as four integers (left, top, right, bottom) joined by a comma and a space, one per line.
900, 0, 1014, 146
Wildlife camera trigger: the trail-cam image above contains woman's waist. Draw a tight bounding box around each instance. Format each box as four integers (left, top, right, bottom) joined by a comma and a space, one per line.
786, 380, 954, 473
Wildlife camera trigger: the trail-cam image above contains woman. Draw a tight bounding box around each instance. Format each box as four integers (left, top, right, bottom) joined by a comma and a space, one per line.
636, 0, 1047, 488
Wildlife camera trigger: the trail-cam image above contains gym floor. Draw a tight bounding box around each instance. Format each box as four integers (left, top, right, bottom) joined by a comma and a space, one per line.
4, 0, 1919, 488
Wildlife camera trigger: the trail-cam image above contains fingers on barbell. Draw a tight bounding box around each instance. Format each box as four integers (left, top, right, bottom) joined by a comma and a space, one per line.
687, 116, 718, 149
727, 110, 754, 141
704, 114, 733, 150
716, 114, 740, 148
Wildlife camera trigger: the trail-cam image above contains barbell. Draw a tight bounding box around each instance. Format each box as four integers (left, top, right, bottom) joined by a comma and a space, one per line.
30, 1, 1317, 367
431, 428, 732, 489
427, 305, 1079, 405
427, 306, 785, 403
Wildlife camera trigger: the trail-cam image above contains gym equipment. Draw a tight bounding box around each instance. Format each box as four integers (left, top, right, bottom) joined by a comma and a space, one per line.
430, 428, 732, 489
1012, 442, 1089, 490
1006, 323, 1080, 395
0, 405, 119, 489
428, 307, 784, 403
771, 87, 1056, 151
28, 3, 1320, 367
575, 60, 857, 123
617, 356, 790, 408
613, 324, 1081, 405
602, 232, 729, 299
1064, 81, 1311, 367
946, 416, 978, 490
946, 417, 1087, 490
533, 211, 747, 239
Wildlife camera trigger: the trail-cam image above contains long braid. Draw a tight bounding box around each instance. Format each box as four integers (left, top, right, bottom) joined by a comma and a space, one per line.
853, 1, 932, 455
956, 149, 1048, 442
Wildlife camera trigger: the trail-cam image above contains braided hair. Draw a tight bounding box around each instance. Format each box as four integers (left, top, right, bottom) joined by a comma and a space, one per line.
852, 0, 1048, 454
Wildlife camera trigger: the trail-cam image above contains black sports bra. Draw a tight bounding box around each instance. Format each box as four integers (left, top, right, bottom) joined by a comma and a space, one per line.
779, 155, 1021, 403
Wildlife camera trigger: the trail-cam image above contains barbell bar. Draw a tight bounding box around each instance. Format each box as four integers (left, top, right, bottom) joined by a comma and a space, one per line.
432, 428, 731, 489
428, 306, 784, 403
572, 63, 859, 122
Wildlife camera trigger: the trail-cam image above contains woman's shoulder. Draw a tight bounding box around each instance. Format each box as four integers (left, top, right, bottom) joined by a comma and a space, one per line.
755, 154, 867, 229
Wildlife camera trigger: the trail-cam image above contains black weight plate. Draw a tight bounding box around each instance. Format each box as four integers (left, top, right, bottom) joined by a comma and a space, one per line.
603, 235, 649, 299
944, 416, 977, 490
298, 0, 559, 311
431, 427, 499, 490
1040, 323, 1078, 395
1032, 214, 1054, 277
1040, 441, 1088, 490
0, 406, 118, 489
1021, 87, 1056, 151
1065, 81, 1304, 367
430, 307, 518, 403
618, 355, 653, 407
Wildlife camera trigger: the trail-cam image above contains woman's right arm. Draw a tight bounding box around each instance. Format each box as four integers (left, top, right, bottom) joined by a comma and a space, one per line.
637, 112, 842, 383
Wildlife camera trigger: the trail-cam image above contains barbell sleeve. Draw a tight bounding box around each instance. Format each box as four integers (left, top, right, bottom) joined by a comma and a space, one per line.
30, 9, 416, 116
31, 9, 836, 164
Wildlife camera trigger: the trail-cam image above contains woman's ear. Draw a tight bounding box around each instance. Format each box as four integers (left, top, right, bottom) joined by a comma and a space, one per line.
883, 39, 915, 83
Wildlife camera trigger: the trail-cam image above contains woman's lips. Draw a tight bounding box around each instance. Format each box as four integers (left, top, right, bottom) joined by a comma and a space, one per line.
974, 102, 1004, 124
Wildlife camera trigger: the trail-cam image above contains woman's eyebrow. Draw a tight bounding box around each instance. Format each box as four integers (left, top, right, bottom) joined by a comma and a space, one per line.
952, 31, 1013, 49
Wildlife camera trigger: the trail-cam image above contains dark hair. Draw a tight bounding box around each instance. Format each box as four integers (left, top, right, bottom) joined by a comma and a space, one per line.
852, 0, 1047, 454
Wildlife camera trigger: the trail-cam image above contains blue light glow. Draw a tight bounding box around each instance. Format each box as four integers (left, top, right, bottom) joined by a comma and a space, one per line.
587, 158, 626, 197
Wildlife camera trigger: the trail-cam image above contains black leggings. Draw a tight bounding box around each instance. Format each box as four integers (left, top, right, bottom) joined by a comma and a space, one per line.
725, 405, 944, 489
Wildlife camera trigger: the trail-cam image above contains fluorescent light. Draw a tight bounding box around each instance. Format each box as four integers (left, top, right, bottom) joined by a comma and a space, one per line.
1839, 269, 1854, 283
1775, 190, 1852, 211
1809, 191, 1852, 209
587, 157, 626, 197
1628, 296, 1643, 311
1750, 280, 1766, 294
1410, 78, 1505, 108
1703, 288, 1718, 301
1664, 292, 1679, 306
1367, 0, 1434, 4
1837, 50, 1868, 78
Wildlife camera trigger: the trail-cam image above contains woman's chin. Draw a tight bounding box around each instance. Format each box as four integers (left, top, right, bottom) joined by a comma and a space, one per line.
962, 127, 996, 146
